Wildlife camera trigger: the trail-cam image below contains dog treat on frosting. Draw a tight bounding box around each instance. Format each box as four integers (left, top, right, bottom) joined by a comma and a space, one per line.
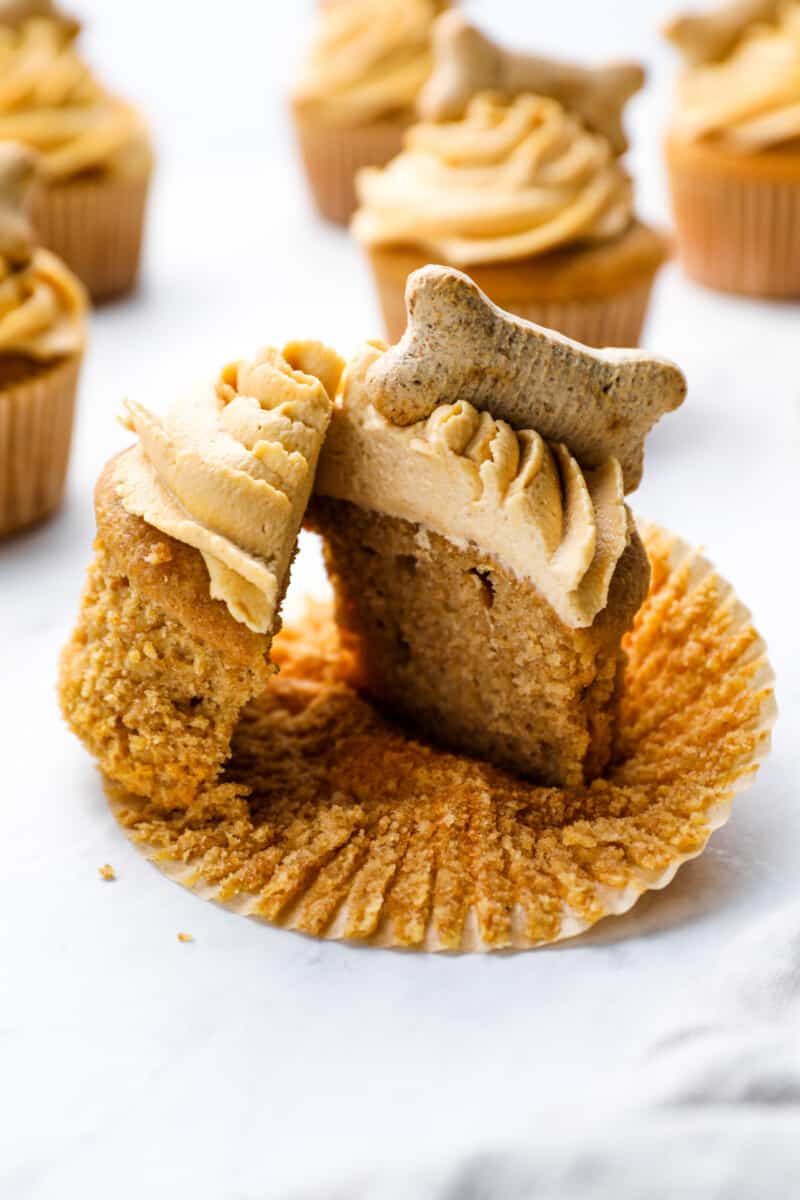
418, 10, 644, 154
664, 0, 782, 64
365, 266, 686, 493
310, 267, 685, 786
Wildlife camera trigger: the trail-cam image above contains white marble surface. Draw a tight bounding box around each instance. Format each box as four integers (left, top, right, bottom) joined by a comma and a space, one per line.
1, 2, 798, 1197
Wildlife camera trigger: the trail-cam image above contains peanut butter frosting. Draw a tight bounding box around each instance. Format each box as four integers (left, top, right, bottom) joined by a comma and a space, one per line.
0, 141, 85, 359
292, 0, 446, 127
315, 342, 631, 629
115, 344, 343, 636
668, 1, 800, 151
352, 93, 635, 266
0, 17, 150, 182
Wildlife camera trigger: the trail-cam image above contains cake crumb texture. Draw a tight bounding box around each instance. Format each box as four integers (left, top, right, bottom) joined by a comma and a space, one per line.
309, 497, 650, 787
98, 864, 116, 881
58, 459, 276, 811
109, 526, 774, 952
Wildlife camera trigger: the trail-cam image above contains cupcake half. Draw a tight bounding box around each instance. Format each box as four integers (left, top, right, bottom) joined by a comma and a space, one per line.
291, 0, 449, 225
0, 141, 87, 537
664, 0, 800, 296
310, 266, 686, 786
352, 11, 669, 348
59, 341, 343, 810
0, 5, 153, 300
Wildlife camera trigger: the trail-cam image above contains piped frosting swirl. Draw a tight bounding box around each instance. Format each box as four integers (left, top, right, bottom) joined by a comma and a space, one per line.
315, 343, 630, 628
292, 0, 446, 127
669, 1, 800, 151
352, 92, 634, 265
0, 17, 150, 181
116, 344, 342, 635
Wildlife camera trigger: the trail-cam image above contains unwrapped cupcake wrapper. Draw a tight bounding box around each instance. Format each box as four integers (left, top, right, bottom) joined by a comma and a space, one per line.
110, 524, 775, 953
0, 353, 81, 537
668, 158, 800, 297
292, 107, 409, 226
371, 255, 656, 349
30, 171, 150, 302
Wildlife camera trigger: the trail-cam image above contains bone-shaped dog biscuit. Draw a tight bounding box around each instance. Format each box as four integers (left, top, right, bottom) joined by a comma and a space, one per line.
365, 267, 686, 494
418, 10, 645, 156
664, 0, 782, 64
0, 142, 38, 263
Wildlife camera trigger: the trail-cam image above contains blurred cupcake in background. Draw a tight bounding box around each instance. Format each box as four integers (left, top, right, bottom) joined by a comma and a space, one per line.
291, 0, 449, 225
351, 11, 670, 348
665, 0, 800, 296
0, 142, 87, 537
0, 1, 153, 300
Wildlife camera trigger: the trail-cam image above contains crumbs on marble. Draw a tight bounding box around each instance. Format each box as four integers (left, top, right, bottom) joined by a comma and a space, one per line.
98, 863, 116, 881
177, 932, 194, 943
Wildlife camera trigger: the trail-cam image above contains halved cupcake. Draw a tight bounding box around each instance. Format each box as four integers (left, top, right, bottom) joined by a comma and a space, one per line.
309, 266, 686, 786
59, 341, 343, 809
352, 11, 669, 347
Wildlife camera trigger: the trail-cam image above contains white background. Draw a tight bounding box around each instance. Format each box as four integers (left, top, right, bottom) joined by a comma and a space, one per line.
2, 2, 799, 1197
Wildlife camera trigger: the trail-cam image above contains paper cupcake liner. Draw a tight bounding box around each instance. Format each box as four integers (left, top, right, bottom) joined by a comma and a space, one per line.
0, 353, 82, 537
292, 107, 409, 226
372, 257, 656, 349
668, 155, 800, 297
30, 171, 151, 302
109, 524, 775, 953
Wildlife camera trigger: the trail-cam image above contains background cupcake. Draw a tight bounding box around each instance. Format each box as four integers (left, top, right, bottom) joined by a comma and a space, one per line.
0, 141, 87, 536
351, 12, 670, 347
0, 2, 153, 300
665, 0, 800, 296
291, 0, 448, 225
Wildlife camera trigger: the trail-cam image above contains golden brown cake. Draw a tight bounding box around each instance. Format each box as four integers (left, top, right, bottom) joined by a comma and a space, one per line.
351, 12, 669, 347
310, 266, 686, 786
0, 141, 87, 537
664, 0, 800, 296
59, 342, 343, 809
110, 528, 775, 951
291, 0, 448, 225
0, 5, 153, 300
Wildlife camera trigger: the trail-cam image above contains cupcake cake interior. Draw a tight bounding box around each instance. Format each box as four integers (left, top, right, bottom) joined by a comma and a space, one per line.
311, 266, 686, 786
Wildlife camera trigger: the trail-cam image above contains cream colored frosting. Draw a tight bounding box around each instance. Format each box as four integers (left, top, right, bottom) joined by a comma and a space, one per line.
315, 343, 631, 629
0, 18, 150, 182
115, 344, 342, 635
292, 0, 445, 126
671, 2, 800, 150
0, 141, 85, 359
352, 92, 634, 266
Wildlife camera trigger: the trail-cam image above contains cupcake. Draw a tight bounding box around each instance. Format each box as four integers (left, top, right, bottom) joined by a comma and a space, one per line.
0, 3, 154, 300
351, 11, 669, 348
291, 0, 448, 225
664, 0, 800, 296
104, 272, 774, 952
310, 266, 687, 785
0, 141, 86, 537
59, 341, 342, 809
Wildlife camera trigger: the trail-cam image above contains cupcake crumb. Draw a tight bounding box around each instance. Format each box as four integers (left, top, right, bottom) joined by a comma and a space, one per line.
177, 932, 194, 943
144, 542, 172, 566
98, 863, 116, 881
